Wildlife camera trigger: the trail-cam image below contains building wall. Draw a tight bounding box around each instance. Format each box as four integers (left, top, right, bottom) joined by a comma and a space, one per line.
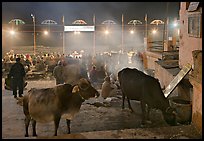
180, 2, 202, 134
154, 62, 180, 97
189, 50, 202, 134
179, 2, 202, 68
143, 50, 162, 70
190, 77, 202, 134
146, 2, 202, 134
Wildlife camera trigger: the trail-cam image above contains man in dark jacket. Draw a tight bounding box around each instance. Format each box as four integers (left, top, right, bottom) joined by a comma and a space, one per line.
53, 61, 64, 85
9, 57, 26, 98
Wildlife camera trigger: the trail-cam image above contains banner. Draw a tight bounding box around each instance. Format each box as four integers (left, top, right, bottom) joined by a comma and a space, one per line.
64, 26, 95, 31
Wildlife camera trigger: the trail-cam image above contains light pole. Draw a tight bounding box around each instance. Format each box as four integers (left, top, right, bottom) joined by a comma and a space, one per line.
104, 29, 109, 52
31, 14, 36, 55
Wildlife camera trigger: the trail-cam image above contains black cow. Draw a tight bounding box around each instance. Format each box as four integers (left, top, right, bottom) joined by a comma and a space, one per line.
19, 78, 99, 137
118, 68, 177, 125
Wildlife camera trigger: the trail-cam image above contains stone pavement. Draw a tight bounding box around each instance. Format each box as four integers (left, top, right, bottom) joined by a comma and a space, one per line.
35, 125, 202, 139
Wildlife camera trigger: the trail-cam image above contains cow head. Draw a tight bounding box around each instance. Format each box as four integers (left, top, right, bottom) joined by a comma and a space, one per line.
72, 78, 100, 100
163, 106, 177, 126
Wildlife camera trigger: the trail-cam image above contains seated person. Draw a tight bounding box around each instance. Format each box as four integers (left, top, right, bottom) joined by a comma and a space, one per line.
97, 66, 106, 83
101, 76, 118, 99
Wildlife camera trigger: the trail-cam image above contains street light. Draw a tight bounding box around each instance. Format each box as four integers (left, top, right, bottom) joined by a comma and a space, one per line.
152, 29, 157, 34
130, 30, 134, 34
43, 30, 49, 35
128, 19, 142, 35
9, 30, 16, 35
31, 14, 36, 55
104, 30, 109, 35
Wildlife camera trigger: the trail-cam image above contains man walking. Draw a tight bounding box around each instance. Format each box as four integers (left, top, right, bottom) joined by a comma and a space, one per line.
9, 57, 26, 98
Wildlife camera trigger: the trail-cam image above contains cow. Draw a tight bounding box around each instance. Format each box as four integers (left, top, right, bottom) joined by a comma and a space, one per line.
118, 68, 177, 126
20, 78, 99, 137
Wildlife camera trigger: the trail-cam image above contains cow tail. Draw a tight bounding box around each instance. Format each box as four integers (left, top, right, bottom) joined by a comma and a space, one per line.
22, 95, 30, 116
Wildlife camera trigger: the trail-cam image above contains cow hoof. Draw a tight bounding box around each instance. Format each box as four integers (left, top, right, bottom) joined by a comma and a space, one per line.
25, 134, 29, 137
33, 134, 37, 137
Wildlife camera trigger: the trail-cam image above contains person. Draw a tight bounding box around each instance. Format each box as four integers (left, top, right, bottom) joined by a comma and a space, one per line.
97, 65, 107, 83
5, 73, 27, 90
9, 57, 26, 98
101, 76, 118, 99
25, 57, 32, 72
80, 61, 88, 79
53, 61, 64, 85
89, 65, 98, 86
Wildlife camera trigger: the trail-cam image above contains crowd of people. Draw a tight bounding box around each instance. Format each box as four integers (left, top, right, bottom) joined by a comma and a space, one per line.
3, 49, 144, 99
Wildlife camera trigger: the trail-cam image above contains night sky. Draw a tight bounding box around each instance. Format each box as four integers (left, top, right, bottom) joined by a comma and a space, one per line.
2, 2, 180, 25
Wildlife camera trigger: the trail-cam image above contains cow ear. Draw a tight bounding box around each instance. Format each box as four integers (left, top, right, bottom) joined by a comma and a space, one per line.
72, 85, 79, 93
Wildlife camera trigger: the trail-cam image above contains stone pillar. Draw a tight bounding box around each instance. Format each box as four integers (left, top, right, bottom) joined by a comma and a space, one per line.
147, 37, 152, 51
163, 40, 168, 51
189, 50, 202, 135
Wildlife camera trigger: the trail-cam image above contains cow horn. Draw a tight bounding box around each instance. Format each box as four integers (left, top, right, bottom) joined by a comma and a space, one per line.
72, 85, 80, 93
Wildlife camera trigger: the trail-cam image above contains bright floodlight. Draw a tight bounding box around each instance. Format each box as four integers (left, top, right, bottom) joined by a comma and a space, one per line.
105, 30, 109, 35
177, 29, 180, 35
44, 30, 48, 35
173, 22, 178, 27
10, 30, 15, 35
152, 29, 157, 34
130, 30, 134, 34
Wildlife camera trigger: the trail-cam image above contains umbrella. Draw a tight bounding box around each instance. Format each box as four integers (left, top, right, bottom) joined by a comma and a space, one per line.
8, 19, 25, 25
101, 20, 116, 25
72, 20, 87, 25
128, 20, 142, 25
41, 20, 57, 25
150, 20, 164, 25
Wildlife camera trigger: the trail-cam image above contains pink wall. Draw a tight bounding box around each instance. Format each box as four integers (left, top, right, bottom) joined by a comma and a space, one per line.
180, 2, 202, 134
179, 3, 202, 68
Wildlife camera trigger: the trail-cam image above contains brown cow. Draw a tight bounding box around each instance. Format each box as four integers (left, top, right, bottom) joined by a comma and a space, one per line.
20, 78, 99, 137
118, 68, 177, 126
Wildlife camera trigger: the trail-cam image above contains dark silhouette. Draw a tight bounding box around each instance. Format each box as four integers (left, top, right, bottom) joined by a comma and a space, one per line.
9, 58, 26, 98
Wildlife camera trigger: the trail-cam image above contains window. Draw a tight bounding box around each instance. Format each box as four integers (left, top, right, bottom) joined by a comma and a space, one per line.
188, 13, 201, 38
186, 2, 190, 10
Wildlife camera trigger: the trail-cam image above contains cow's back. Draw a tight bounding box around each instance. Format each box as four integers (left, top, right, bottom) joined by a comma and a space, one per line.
118, 68, 147, 100
24, 84, 80, 123
118, 68, 162, 99
118, 68, 168, 109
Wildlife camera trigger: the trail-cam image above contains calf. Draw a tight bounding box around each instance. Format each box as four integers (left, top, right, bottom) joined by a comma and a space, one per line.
21, 78, 99, 137
118, 68, 177, 125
